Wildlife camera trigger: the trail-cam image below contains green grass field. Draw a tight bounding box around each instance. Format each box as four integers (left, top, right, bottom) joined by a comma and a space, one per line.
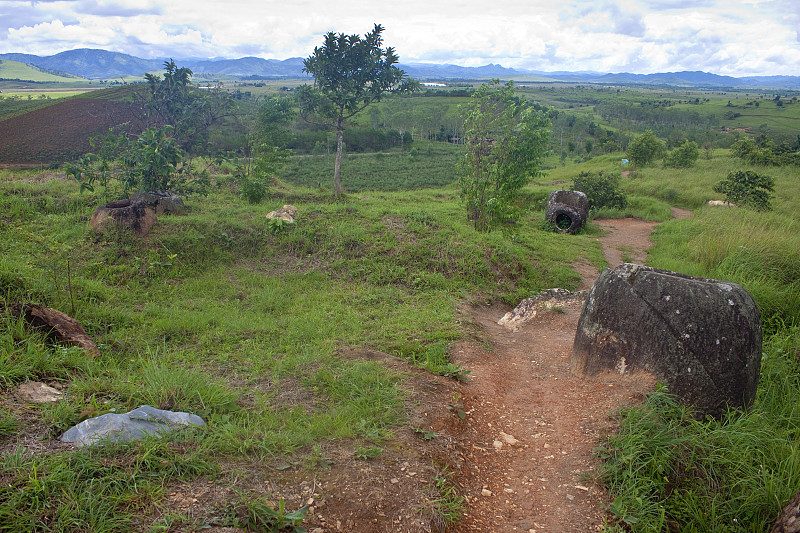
0, 158, 608, 530
0, 59, 85, 83
1, 81, 799, 531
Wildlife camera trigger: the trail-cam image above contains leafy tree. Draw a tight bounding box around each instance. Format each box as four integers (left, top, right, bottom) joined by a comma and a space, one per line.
459, 80, 551, 232
663, 140, 700, 168
256, 95, 296, 148
298, 24, 416, 196
627, 129, 664, 166
713, 170, 775, 210
571, 171, 627, 211
122, 126, 186, 192
142, 59, 236, 152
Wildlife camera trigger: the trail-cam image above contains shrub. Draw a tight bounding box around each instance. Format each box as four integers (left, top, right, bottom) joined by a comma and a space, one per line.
66, 125, 208, 199
238, 144, 290, 204
713, 170, 775, 210
459, 79, 550, 232
663, 140, 699, 168
571, 171, 628, 211
627, 130, 664, 166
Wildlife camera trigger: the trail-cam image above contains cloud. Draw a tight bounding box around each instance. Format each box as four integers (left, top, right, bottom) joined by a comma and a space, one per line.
0, 0, 798, 76
74, 0, 163, 17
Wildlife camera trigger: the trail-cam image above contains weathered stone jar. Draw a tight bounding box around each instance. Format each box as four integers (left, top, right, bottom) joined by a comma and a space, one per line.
545, 190, 589, 234
571, 263, 762, 417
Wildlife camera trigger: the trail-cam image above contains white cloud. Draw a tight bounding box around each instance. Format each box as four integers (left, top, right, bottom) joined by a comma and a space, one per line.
0, 0, 798, 75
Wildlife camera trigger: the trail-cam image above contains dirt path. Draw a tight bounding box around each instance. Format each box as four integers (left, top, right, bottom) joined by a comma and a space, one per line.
447, 210, 691, 532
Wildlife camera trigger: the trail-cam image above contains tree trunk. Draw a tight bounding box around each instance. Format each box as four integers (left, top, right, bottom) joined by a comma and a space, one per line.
334, 117, 344, 197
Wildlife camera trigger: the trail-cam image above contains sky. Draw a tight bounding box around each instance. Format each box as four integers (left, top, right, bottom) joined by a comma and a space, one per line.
1, 0, 799, 77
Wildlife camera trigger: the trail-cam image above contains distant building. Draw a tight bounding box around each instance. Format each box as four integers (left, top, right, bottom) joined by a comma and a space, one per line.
421, 82, 446, 87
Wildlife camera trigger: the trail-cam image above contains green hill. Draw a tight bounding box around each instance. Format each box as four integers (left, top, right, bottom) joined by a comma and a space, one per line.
0, 59, 86, 83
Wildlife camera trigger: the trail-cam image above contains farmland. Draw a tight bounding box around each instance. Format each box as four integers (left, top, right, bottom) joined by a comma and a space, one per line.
1, 79, 800, 531
0, 90, 145, 164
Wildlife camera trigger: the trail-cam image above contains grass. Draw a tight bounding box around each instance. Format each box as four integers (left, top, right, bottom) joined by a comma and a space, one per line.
0, 437, 217, 532
598, 327, 800, 532
1, 87, 799, 529
0, 163, 605, 530
0, 59, 85, 83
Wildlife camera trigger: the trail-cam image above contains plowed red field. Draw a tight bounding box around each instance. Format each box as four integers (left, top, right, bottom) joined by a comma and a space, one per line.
0, 96, 144, 164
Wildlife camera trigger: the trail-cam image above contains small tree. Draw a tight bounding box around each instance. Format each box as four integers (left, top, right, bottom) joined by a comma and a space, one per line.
663, 140, 700, 168
142, 59, 236, 152
66, 125, 207, 199
459, 80, 551, 232
713, 170, 775, 210
627, 130, 664, 166
299, 24, 416, 196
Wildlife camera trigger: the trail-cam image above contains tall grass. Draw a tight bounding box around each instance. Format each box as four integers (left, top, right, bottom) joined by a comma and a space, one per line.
599, 327, 800, 532
647, 200, 800, 329
596, 153, 800, 530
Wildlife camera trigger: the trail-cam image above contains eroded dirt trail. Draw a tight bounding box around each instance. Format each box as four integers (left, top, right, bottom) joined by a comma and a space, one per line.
447, 213, 690, 532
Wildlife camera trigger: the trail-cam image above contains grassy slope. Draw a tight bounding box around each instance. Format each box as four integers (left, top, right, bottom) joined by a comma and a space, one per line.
0, 59, 85, 83
1, 82, 798, 530
0, 164, 604, 530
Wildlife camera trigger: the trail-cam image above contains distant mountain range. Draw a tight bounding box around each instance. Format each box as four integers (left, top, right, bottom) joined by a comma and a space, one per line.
2, 48, 799, 89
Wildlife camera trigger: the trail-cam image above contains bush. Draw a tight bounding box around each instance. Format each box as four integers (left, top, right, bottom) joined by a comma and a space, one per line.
238, 144, 290, 204
663, 140, 699, 168
571, 171, 628, 211
627, 130, 664, 166
713, 170, 775, 211
66, 125, 208, 199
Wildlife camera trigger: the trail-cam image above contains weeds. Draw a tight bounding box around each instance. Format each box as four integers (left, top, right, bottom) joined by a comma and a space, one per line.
428, 466, 466, 526
354, 445, 383, 460
598, 328, 800, 531
414, 427, 438, 440
239, 497, 308, 533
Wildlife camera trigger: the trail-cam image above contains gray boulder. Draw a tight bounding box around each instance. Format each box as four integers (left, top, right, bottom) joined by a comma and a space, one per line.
571, 263, 762, 417
546, 190, 589, 234
129, 191, 185, 215
772, 490, 800, 533
60, 405, 205, 447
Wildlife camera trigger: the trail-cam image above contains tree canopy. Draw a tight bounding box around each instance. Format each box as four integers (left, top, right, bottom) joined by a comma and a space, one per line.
142, 59, 236, 152
299, 24, 416, 196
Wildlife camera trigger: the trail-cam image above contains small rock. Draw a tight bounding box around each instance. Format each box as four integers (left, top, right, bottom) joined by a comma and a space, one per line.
500, 431, 519, 445
266, 205, 298, 223
18, 382, 62, 403
60, 405, 205, 447
390, 478, 399, 484
481, 489, 493, 497
493, 440, 503, 450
